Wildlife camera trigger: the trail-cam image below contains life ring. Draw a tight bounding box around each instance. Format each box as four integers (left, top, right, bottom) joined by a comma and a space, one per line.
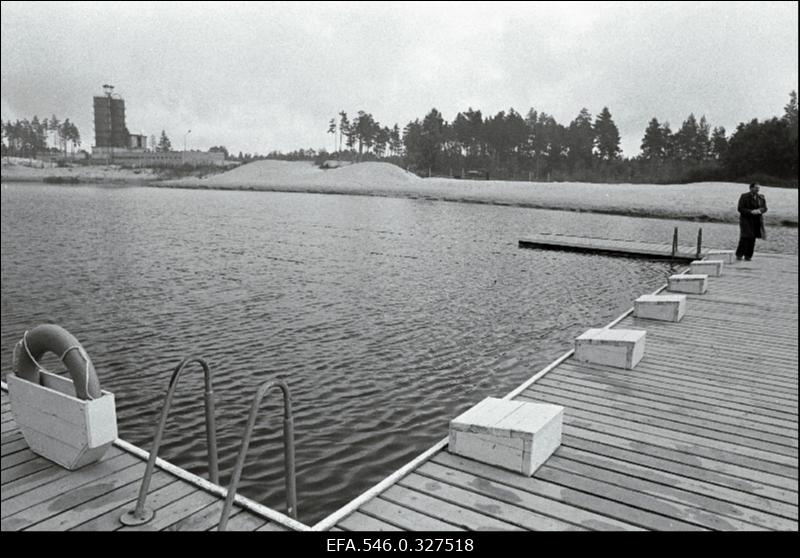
12, 324, 101, 400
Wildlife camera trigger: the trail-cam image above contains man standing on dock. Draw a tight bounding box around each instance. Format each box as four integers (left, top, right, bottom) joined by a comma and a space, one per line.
736, 183, 768, 261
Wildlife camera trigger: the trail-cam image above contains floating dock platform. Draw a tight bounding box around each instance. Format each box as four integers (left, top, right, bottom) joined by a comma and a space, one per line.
316, 253, 798, 531
519, 233, 706, 261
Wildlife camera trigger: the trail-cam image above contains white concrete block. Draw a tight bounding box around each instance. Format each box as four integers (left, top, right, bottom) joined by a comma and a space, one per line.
690, 260, 724, 277
449, 397, 563, 476
704, 250, 735, 265
667, 274, 708, 294
7, 371, 117, 470
574, 328, 646, 369
634, 294, 686, 322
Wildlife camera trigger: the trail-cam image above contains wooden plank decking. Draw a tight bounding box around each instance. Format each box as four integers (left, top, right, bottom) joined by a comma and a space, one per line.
323, 252, 798, 531
518, 233, 706, 260
1, 390, 302, 531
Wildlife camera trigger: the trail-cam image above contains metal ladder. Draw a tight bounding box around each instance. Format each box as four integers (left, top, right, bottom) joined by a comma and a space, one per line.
217, 379, 297, 530
119, 358, 298, 529
120, 357, 220, 526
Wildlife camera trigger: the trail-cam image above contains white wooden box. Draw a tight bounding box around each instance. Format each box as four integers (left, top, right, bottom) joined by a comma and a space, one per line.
667, 274, 708, 294
574, 328, 646, 369
7, 371, 117, 470
704, 250, 735, 264
449, 397, 563, 476
634, 294, 686, 322
690, 260, 724, 277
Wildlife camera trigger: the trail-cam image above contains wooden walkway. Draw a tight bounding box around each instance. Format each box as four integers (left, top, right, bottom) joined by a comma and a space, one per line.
319, 253, 798, 531
518, 233, 705, 261
1, 389, 306, 531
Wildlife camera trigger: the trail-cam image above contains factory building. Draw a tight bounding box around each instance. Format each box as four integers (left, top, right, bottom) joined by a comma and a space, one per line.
91, 85, 224, 167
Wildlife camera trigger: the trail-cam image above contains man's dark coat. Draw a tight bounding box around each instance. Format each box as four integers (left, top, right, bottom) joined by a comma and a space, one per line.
738, 192, 768, 239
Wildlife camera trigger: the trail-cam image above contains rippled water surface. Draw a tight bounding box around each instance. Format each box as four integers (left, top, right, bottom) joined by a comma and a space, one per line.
1, 183, 796, 524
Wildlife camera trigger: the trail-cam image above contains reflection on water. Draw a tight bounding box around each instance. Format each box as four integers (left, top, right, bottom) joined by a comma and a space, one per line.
1, 183, 795, 524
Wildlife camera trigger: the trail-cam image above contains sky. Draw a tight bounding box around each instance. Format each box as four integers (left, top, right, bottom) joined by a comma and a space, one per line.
1, 1, 798, 157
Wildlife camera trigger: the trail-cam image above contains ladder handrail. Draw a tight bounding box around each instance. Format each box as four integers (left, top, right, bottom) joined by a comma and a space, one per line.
218, 379, 297, 530
120, 357, 219, 525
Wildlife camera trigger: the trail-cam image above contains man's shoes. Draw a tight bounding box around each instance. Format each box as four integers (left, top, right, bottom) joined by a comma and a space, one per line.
736, 256, 743, 261
745, 258, 752, 261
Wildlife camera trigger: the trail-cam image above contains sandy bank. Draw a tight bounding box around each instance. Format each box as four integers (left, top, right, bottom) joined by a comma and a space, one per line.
159, 160, 799, 226
1, 158, 161, 184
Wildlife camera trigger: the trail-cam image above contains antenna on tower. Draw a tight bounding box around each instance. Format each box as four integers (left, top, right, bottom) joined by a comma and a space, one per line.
102, 84, 115, 97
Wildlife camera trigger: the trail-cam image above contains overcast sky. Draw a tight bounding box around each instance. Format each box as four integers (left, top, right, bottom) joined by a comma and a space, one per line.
2, 1, 798, 156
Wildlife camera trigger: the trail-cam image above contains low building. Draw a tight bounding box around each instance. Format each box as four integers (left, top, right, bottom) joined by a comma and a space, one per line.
90, 148, 225, 167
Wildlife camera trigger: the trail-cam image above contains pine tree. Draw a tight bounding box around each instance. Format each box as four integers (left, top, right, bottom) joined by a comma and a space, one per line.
710, 126, 728, 160
353, 111, 377, 157
420, 108, 445, 172
327, 118, 337, 153
641, 117, 665, 159
783, 90, 798, 129
338, 111, 351, 152
157, 130, 172, 152
566, 108, 594, 170
593, 106, 621, 160
660, 122, 675, 160
783, 90, 798, 168
69, 122, 81, 154
675, 114, 701, 161
389, 124, 402, 156
402, 119, 423, 169
49, 114, 60, 150
59, 118, 71, 155
698, 116, 711, 160
30, 116, 47, 154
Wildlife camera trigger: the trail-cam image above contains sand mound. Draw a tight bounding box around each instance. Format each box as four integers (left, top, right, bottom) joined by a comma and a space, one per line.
317, 162, 420, 187
164, 160, 419, 190
201, 159, 323, 186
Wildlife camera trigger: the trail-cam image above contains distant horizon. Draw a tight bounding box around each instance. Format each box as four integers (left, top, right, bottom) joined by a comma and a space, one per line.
2, 1, 798, 156
2, 88, 797, 160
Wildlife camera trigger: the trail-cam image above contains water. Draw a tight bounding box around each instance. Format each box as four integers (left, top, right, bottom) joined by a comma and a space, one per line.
1, 183, 796, 524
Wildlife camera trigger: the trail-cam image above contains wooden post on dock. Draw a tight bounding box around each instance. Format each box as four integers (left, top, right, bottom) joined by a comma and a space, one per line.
696, 228, 703, 260
672, 227, 679, 258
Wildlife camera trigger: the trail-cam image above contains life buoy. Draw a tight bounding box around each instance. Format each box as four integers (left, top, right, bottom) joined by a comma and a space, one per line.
12, 324, 101, 400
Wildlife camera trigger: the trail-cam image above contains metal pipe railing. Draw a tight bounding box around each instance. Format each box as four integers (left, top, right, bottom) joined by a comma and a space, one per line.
119, 357, 219, 526
696, 227, 703, 260
218, 379, 297, 531
671, 226, 679, 258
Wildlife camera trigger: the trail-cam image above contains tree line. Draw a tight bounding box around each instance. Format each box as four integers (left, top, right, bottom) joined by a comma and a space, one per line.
1, 115, 81, 158
301, 91, 797, 185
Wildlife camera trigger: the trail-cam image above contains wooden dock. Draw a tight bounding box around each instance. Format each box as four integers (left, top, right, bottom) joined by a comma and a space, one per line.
518, 233, 706, 260
1, 388, 308, 531
317, 253, 798, 531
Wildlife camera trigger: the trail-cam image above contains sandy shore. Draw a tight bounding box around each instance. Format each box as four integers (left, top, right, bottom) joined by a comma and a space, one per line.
4, 159, 797, 226
1, 158, 161, 184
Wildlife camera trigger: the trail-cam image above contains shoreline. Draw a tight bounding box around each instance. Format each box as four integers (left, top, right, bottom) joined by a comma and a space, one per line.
3, 160, 798, 228
147, 180, 800, 227
1, 174, 160, 186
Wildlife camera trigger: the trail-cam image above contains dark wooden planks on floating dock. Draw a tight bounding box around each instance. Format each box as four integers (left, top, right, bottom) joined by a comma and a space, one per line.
325, 253, 798, 531
0, 390, 298, 531
518, 233, 706, 260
